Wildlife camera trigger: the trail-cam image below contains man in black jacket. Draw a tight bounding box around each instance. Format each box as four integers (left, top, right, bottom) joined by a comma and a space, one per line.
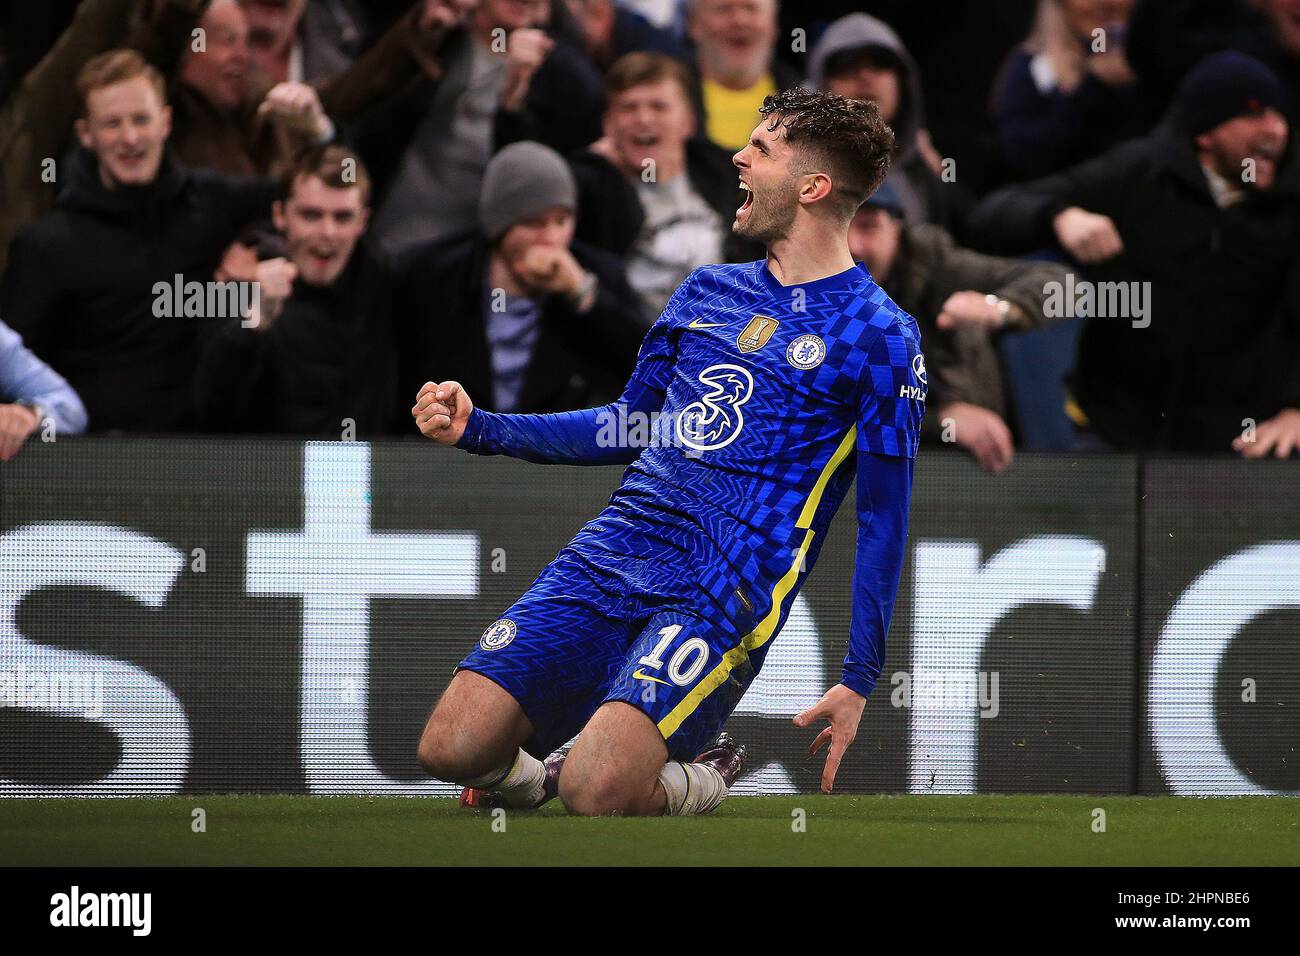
396, 140, 645, 416
193, 146, 400, 437
809, 13, 972, 237
968, 51, 1300, 456
0, 48, 279, 433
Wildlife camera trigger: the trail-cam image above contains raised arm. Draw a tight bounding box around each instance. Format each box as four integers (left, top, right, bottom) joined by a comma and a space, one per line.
412, 274, 692, 464
966, 139, 1145, 257
432, 357, 668, 466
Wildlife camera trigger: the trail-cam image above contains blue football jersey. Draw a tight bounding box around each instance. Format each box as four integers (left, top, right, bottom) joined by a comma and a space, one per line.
457, 260, 925, 697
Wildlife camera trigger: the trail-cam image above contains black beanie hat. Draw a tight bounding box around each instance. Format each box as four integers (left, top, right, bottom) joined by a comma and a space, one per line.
1175, 51, 1286, 137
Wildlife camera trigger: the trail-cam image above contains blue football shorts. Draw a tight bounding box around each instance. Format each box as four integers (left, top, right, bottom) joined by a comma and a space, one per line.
457, 545, 763, 761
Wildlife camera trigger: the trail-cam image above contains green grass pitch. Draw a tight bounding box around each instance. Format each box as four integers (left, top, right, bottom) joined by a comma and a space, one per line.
2, 795, 1298, 866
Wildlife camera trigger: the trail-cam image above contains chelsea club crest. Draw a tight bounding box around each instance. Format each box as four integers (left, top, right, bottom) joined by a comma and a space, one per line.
787, 334, 826, 369
480, 619, 517, 650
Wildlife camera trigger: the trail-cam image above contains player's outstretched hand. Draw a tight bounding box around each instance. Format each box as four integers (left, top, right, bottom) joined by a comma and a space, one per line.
794, 683, 867, 794
413, 380, 474, 444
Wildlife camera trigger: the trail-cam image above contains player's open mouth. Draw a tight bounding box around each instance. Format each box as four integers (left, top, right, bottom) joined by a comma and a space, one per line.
737, 181, 753, 216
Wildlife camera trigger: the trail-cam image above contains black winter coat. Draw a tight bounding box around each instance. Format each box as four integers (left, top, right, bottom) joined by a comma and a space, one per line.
193, 241, 402, 437
967, 128, 1300, 452
0, 148, 279, 432
393, 230, 647, 416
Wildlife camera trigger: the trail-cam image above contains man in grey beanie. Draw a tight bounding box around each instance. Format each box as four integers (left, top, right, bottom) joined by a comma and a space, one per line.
478, 141, 595, 318
478, 141, 577, 240
395, 140, 646, 416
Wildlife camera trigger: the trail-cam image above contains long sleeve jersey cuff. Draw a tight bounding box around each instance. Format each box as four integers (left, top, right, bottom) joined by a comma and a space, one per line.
455, 407, 487, 453
839, 669, 877, 700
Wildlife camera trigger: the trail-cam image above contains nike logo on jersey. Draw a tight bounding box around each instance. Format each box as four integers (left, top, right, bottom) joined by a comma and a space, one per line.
632, 669, 671, 686
688, 318, 725, 329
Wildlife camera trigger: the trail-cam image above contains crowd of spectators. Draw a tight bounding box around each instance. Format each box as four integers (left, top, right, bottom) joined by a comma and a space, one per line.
0, 0, 1298, 468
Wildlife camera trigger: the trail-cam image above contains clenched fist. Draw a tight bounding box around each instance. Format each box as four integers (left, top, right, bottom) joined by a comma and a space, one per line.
257, 81, 329, 140
1053, 206, 1123, 264
247, 257, 297, 330
419, 0, 478, 33
413, 380, 474, 444
519, 245, 584, 295
502, 28, 554, 110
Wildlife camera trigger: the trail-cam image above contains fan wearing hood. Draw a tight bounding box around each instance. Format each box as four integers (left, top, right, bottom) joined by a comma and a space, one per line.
808, 12, 972, 236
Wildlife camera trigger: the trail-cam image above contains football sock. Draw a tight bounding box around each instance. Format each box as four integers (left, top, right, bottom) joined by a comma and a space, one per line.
658, 760, 728, 816
462, 749, 547, 808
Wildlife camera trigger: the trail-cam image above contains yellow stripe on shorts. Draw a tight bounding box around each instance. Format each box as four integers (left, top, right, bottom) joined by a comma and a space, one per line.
657, 426, 858, 739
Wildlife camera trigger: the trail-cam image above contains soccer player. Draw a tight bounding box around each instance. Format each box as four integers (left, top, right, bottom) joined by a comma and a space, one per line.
413, 88, 925, 816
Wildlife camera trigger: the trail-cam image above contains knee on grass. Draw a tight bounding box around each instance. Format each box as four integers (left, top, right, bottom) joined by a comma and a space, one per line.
417, 726, 503, 785
559, 767, 658, 817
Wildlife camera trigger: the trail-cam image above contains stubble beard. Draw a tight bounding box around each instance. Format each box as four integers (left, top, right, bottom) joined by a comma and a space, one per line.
733, 178, 798, 245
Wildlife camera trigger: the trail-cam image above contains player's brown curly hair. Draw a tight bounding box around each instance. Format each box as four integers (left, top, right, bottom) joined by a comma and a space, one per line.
758, 87, 894, 220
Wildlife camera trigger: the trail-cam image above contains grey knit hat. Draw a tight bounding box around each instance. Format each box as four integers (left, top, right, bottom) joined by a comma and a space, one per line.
479, 141, 577, 241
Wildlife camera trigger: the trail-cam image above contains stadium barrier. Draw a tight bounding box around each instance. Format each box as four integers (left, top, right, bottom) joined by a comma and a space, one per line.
1, 439, 1297, 797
